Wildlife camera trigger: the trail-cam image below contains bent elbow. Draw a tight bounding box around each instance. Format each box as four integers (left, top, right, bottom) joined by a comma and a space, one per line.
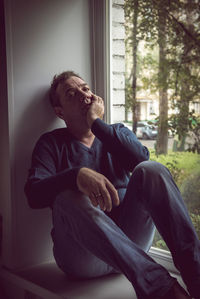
25, 181, 49, 209
141, 146, 150, 162
26, 188, 49, 209
129, 147, 150, 171
27, 195, 43, 209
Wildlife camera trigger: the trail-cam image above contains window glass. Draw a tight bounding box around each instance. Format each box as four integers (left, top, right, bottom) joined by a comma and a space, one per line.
111, 0, 200, 253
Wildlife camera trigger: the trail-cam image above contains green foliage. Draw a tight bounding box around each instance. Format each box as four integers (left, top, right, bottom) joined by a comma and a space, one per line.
187, 114, 200, 154
169, 112, 200, 153
139, 51, 159, 94
154, 238, 168, 251
125, 0, 200, 250
180, 169, 200, 214
190, 213, 200, 239
150, 150, 200, 186
151, 150, 200, 249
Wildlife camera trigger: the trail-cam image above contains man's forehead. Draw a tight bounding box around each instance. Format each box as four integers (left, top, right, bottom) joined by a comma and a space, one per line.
63, 76, 88, 89
56, 76, 89, 95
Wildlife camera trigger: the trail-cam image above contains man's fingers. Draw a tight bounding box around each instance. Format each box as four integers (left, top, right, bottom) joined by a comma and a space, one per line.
100, 188, 112, 212
94, 179, 119, 212
98, 195, 105, 211
91, 192, 105, 211
98, 96, 103, 104
91, 93, 98, 102
91, 94, 103, 105
90, 189, 112, 212
106, 180, 120, 207
77, 168, 118, 212
89, 193, 98, 207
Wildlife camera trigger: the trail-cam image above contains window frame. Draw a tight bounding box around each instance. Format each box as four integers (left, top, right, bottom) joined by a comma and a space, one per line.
90, 0, 112, 124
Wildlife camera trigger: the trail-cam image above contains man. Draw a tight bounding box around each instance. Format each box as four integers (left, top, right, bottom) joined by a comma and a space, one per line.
25, 71, 200, 299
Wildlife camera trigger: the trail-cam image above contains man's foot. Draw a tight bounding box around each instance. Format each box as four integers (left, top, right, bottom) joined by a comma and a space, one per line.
162, 281, 192, 299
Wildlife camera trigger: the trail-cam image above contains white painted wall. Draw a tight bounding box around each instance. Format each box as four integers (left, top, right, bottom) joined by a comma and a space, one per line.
112, 0, 125, 123
1, 0, 93, 270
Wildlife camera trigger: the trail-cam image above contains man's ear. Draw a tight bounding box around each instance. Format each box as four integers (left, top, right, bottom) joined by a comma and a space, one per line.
54, 106, 64, 120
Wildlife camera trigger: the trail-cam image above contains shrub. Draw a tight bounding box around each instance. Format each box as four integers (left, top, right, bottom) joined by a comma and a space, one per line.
190, 213, 200, 240
149, 150, 200, 187
150, 150, 200, 249
180, 169, 200, 214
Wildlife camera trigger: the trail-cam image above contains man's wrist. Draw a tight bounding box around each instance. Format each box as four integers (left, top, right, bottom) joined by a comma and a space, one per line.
87, 115, 98, 128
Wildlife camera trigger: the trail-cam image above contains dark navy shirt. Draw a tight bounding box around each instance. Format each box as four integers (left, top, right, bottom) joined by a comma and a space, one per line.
24, 118, 149, 209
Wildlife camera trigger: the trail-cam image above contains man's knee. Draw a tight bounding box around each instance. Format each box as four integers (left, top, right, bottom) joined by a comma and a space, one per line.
129, 161, 172, 192
134, 160, 168, 177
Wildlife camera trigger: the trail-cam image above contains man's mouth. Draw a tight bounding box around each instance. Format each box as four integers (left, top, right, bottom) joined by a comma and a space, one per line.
83, 97, 92, 104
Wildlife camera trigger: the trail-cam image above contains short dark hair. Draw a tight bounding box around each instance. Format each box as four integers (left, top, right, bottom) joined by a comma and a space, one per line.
49, 71, 83, 107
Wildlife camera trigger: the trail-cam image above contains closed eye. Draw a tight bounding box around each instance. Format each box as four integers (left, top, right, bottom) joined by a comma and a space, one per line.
82, 86, 90, 92
66, 88, 76, 97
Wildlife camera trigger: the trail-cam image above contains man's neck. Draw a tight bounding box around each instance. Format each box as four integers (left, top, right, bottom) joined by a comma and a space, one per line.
67, 125, 95, 148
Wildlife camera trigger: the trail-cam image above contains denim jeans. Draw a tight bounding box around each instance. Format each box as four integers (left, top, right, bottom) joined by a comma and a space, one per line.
51, 161, 200, 299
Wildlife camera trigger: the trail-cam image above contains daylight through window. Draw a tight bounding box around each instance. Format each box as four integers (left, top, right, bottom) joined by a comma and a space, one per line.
111, 0, 200, 254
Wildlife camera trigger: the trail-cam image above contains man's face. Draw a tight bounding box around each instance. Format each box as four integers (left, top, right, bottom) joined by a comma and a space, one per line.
55, 76, 93, 126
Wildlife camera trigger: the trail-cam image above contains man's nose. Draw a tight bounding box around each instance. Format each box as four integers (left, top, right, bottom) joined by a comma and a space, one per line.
77, 89, 91, 103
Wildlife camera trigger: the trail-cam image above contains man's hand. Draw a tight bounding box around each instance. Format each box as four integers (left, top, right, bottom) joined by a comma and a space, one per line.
86, 94, 104, 128
76, 168, 120, 212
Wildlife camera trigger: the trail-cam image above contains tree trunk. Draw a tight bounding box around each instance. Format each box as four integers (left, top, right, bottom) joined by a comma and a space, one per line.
177, 67, 190, 151
132, 0, 139, 133
177, 4, 193, 151
125, 104, 128, 122
156, 3, 168, 155
157, 89, 168, 154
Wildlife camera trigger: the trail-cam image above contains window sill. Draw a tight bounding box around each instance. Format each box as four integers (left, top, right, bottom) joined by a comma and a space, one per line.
149, 247, 179, 274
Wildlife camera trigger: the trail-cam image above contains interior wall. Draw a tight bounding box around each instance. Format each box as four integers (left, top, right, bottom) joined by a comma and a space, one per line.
2, 0, 93, 270
0, 0, 11, 262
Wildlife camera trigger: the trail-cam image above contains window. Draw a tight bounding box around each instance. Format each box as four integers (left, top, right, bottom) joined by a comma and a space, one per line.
92, 0, 200, 273
106, 0, 200, 272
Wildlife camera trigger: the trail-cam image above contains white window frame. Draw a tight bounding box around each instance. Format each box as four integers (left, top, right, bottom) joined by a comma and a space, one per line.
90, 0, 112, 124
91, 0, 179, 275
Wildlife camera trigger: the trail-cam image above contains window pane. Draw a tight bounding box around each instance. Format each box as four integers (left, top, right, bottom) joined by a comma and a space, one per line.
111, 0, 200, 253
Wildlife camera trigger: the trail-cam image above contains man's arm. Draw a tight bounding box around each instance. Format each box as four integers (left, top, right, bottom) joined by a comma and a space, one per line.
24, 133, 81, 209
92, 119, 149, 171
87, 94, 149, 172
26, 133, 120, 212
76, 94, 148, 213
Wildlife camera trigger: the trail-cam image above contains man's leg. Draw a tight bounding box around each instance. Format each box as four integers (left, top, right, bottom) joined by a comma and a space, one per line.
119, 161, 200, 298
51, 193, 117, 278
107, 187, 156, 253
52, 189, 176, 299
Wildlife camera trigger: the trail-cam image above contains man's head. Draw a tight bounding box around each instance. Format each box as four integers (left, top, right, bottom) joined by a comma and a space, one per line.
49, 71, 93, 128
49, 71, 83, 107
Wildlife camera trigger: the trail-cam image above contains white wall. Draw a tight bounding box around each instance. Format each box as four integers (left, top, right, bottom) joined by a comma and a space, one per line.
1, 0, 93, 270
111, 0, 125, 123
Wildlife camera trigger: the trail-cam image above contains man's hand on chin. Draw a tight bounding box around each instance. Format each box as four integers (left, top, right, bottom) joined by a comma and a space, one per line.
86, 94, 105, 128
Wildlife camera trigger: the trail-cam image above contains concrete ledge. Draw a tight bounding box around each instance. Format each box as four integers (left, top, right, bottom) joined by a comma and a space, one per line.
0, 262, 135, 299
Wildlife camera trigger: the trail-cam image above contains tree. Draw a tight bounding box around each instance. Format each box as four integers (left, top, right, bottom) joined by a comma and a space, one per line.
125, 0, 200, 155
156, 0, 169, 154
168, 0, 200, 151
125, 0, 139, 132
125, 0, 158, 131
